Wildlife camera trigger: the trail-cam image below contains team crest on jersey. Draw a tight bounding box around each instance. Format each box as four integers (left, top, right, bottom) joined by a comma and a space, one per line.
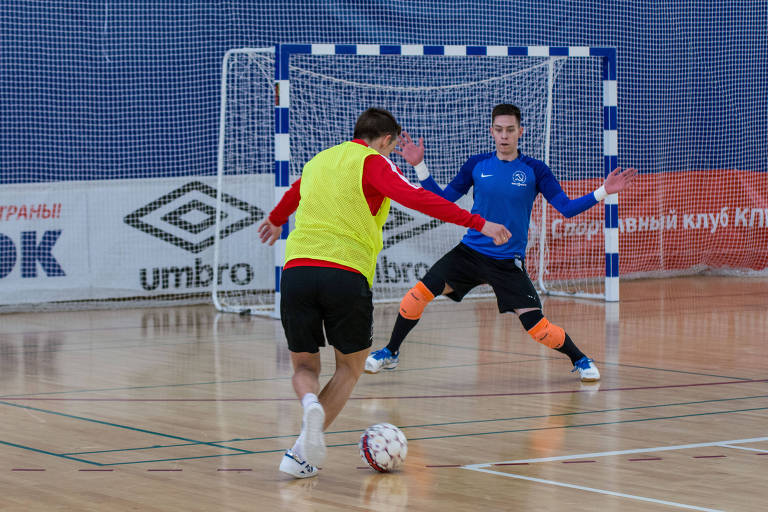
511, 170, 527, 186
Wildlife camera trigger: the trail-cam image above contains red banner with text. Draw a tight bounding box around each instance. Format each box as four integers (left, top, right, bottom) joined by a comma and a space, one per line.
529, 170, 768, 280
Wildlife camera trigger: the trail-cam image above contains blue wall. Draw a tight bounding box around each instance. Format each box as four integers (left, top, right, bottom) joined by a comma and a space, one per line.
1, 1, 766, 183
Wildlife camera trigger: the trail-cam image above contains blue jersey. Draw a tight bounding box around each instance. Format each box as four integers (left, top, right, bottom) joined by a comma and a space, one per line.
420, 151, 598, 260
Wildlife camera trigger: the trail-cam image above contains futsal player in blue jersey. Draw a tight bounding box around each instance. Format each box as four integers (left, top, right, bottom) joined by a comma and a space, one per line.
365, 104, 638, 381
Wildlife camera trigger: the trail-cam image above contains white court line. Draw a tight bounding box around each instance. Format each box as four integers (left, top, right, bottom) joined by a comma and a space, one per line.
718, 443, 768, 453
464, 436, 768, 466
464, 467, 723, 512
462, 436, 768, 511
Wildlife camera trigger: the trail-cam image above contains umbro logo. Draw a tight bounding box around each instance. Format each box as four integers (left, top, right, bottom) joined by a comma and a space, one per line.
124, 181, 263, 254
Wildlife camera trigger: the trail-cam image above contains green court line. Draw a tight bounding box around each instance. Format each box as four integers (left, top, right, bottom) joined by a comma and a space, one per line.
403, 338, 754, 381
0, 359, 535, 399
0, 334, 754, 409
0, 439, 102, 465
0, 400, 255, 463
396, 395, 768, 430
61, 394, 768, 457
0, 376, 291, 399
401, 406, 768, 443
0, 329, 751, 399
60, 432, 299, 456
0, 356, 747, 400
96, 405, 768, 465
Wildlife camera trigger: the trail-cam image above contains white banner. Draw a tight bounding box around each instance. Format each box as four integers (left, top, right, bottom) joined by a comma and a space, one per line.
0, 176, 273, 305
1, 175, 487, 305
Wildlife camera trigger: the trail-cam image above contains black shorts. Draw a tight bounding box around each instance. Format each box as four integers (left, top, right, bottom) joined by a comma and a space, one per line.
280, 266, 374, 354
423, 243, 542, 313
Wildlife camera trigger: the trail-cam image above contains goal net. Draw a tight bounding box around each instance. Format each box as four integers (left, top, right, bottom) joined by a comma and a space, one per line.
4, 5, 765, 314
213, 48, 276, 314
214, 45, 613, 316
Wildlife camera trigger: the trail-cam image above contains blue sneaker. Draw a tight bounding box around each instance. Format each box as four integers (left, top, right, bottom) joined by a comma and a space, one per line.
364, 347, 399, 374
572, 356, 600, 382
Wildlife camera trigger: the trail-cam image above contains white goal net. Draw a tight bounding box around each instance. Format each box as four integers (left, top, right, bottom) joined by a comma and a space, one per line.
214, 47, 608, 316
213, 48, 276, 314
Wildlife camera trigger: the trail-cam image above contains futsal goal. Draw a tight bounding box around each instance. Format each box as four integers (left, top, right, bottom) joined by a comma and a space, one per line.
213, 45, 619, 317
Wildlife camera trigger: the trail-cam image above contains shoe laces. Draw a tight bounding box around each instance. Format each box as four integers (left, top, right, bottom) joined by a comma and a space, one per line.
373, 347, 392, 360
572, 357, 593, 371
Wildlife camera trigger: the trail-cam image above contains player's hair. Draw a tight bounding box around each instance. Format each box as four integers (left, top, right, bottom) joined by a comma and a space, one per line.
491, 103, 522, 125
354, 107, 402, 141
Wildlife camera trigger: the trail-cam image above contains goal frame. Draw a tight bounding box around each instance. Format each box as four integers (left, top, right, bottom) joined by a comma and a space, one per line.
212, 47, 275, 315
215, 44, 619, 317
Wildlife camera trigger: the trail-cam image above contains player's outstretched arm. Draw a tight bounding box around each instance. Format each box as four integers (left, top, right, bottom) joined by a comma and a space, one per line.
392, 130, 467, 202
392, 130, 433, 183
392, 130, 425, 168
541, 165, 639, 219
257, 219, 282, 246
603, 167, 639, 195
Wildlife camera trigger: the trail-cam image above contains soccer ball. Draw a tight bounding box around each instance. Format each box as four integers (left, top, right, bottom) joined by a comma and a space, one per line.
359, 423, 407, 472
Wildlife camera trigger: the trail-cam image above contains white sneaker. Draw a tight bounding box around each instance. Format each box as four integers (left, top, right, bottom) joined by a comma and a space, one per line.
365, 347, 399, 374
572, 356, 601, 382
279, 450, 318, 479
299, 401, 326, 467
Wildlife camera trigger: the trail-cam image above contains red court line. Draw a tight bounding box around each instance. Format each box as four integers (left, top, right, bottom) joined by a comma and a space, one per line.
12, 468, 45, 471
147, 469, 182, 472
1, 378, 765, 402
79, 469, 115, 472
693, 455, 726, 459
217, 468, 252, 471
628, 457, 663, 461
425, 464, 461, 468
562, 460, 596, 463
494, 463, 529, 466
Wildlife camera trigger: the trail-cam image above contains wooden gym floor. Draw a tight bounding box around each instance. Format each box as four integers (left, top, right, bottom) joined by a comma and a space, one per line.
0, 275, 766, 511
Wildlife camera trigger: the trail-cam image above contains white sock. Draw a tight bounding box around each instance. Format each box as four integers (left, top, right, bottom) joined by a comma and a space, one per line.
292, 393, 320, 459
301, 393, 319, 410
292, 433, 305, 458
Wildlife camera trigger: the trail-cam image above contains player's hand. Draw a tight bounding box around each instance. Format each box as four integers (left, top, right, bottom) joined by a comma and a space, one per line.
392, 130, 425, 167
604, 167, 639, 194
480, 220, 513, 246
257, 218, 282, 246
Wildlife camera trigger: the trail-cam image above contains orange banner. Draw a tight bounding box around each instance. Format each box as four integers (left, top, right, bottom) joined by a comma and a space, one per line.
529, 170, 768, 279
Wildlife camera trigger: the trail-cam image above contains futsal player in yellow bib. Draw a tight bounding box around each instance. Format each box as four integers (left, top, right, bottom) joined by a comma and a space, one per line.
258, 107, 511, 478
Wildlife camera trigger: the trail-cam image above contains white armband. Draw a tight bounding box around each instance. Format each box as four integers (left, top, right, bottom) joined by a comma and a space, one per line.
593, 185, 607, 202
414, 160, 430, 181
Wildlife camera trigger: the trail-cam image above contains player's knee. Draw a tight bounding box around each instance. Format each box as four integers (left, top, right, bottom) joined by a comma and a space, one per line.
399, 281, 435, 320
527, 317, 565, 349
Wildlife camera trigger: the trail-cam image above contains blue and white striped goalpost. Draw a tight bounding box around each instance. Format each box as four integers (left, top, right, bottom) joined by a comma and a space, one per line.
272, 44, 619, 318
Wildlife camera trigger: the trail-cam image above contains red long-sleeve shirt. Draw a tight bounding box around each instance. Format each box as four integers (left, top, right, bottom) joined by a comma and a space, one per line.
269, 139, 486, 273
